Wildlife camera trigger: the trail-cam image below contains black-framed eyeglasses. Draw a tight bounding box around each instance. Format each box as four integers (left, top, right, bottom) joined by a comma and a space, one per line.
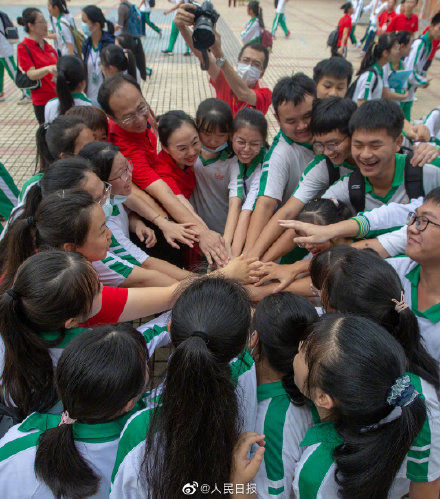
407, 211, 440, 232
313, 136, 349, 154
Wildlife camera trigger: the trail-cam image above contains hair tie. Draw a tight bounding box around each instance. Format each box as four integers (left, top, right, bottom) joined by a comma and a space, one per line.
6, 289, 19, 300
27, 216, 36, 227
191, 331, 209, 345
387, 374, 419, 407
391, 291, 409, 313
58, 411, 77, 426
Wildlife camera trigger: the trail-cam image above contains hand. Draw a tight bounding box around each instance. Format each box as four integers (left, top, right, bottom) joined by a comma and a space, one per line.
135, 223, 157, 248
279, 219, 333, 245
211, 27, 224, 59
158, 219, 199, 249
221, 255, 263, 284
48, 65, 57, 75
400, 90, 409, 99
230, 432, 265, 488
253, 261, 307, 292
174, 3, 196, 27
411, 143, 439, 167
198, 229, 229, 267
412, 124, 431, 143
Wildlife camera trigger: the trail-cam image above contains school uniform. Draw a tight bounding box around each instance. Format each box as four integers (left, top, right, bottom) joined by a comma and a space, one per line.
190, 149, 235, 233
241, 17, 262, 45
292, 154, 356, 205
44, 91, 92, 123
50, 13, 76, 56
139, 0, 161, 36
253, 381, 314, 498
271, 0, 289, 37
361, 0, 386, 51
0, 162, 18, 234
424, 107, 440, 145
92, 250, 138, 287
110, 350, 258, 497
154, 150, 196, 200
228, 148, 265, 212
383, 60, 407, 98
292, 373, 440, 498
351, 62, 384, 102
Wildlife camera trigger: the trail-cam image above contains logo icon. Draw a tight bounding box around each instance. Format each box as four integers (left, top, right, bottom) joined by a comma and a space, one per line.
182, 482, 199, 495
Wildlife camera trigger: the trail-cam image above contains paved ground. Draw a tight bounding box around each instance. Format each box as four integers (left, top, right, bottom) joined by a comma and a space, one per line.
1, 0, 439, 189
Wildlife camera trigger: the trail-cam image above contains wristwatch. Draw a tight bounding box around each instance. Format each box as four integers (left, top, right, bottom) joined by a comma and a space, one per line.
216, 56, 226, 68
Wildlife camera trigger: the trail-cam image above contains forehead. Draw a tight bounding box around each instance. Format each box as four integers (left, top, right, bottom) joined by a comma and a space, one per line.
109, 83, 143, 113
277, 94, 314, 118
351, 128, 394, 142
233, 125, 263, 140
239, 47, 265, 64
167, 122, 198, 144
314, 130, 346, 141
418, 200, 440, 220
318, 76, 348, 86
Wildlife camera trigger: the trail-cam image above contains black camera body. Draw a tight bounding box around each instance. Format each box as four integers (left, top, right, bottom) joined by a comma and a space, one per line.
192, 1, 220, 51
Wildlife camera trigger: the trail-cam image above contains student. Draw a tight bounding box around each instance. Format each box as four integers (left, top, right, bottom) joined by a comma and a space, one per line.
111, 277, 258, 496
241, 1, 264, 45
249, 97, 356, 260
271, 0, 290, 38
313, 57, 353, 98
0, 162, 19, 234
138, 0, 162, 37
334, 2, 353, 57
349, 0, 364, 47
44, 55, 92, 123
319, 247, 439, 387
424, 105, 440, 145
0, 323, 149, 497
116, 32, 148, 80
377, 0, 397, 34
225, 108, 267, 256
175, 5, 272, 116
292, 314, 440, 498
360, 0, 387, 54
99, 75, 228, 267
351, 33, 397, 105
243, 73, 315, 255
191, 98, 236, 234
250, 293, 318, 497
401, 12, 440, 121
16, 8, 58, 123
387, 0, 418, 32
81, 5, 115, 106
422, 21, 440, 71
47, 0, 76, 56
382, 30, 411, 103
100, 43, 138, 82
66, 104, 109, 141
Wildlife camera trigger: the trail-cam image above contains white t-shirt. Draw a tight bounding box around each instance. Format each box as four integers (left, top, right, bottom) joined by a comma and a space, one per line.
258, 130, 314, 206
44, 92, 92, 123
425, 108, 440, 143
241, 17, 262, 45
86, 46, 104, 107
228, 149, 264, 212
50, 13, 75, 56
352, 64, 384, 103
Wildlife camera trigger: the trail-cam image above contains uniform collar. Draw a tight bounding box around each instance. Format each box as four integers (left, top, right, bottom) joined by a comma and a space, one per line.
39, 327, 87, 349
406, 264, 440, 323
280, 129, 313, 150
257, 381, 288, 401
372, 61, 384, 79
300, 421, 343, 447
364, 153, 405, 203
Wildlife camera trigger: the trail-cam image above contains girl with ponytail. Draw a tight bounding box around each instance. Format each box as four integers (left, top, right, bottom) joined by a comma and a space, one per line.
0, 323, 149, 498
44, 55, 92, 123
241, 1, 264, 44
292, 314, 440, 498
101, 44, 138, 83
351, 32, 398, 105
250, 292, 318, 497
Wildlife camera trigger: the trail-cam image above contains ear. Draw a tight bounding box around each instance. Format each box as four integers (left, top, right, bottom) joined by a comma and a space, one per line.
59, 152, 67, 159
249, 330, 259, 350
395, 133, 403, 151
122, 397, 137, 413
62, 242, 76, 252
314, 387, 335, 411
64, 317, 80, 329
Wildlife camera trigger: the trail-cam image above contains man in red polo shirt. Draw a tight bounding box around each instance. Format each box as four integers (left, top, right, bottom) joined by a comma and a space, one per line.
387, 0, 418, 33
175, 4, 272, 116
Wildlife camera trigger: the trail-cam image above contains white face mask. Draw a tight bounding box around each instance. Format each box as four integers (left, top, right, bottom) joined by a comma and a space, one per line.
111, 195, 128, 206
236, 63, 262, 87
102, 197, 113, 220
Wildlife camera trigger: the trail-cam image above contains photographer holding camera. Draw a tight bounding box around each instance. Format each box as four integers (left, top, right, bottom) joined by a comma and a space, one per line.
175, 2, 272, 116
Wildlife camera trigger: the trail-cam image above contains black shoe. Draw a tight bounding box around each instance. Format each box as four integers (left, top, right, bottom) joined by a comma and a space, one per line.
161, 49, 173, 55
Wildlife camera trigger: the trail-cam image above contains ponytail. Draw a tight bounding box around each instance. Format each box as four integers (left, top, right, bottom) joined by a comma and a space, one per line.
248, 1, 264, 29
56, 56, 87, 115
117, 33, 147, 80
258, 5, 265, 30
358, 33, 396, 75
35, 125, 53, 173
101, 44, 137, 80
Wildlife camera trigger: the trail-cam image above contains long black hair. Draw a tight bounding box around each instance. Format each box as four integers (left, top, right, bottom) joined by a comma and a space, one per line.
158, 110, 197, 147
297, 198, 353, 226
303, 314, 426, 499
248, 0, 265, 29
358, 33, 396, 75
101, 44, 137, 81
117, 33, 147, 80
0, 250, 99, 419
252, 292, 318, 405
82, 5, 114, 34
79, 141, 120, 182
142, 276, 252, 498
55, 56, 87, 115
35, 323, 148, 497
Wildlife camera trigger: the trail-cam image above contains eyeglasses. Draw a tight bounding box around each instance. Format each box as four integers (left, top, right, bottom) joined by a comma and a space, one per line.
233, 137, 262, 151
407, 212, 440, 232
97, 181, 112, 206
109, 159, 133, 182
313, 136, 349, 154
117, 103, 150, 126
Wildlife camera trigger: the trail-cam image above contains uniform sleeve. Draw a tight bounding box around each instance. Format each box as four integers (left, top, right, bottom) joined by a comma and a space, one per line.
377, 226, 407, 257
228, 161, 240, 198
254, 87, 272, 116
422, 164, 440, 194
406, 39, 428, 87
242, 167, 262, 211
17, 43, 34, 72
59, 21, 74, 45
424, 109, 440, 138
355, 70, 378, 101
382, 64, 390, 88
240, 19, 261, 45
258, 145, 290, 202
321, 175, 351, 206
84, 286, 128, 326
292, 157, 330, 204
361, 197, 423, 231
137, 311, 172, 359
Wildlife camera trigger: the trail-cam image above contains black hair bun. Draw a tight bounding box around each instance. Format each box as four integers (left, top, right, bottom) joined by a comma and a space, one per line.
17, 16, 25, 26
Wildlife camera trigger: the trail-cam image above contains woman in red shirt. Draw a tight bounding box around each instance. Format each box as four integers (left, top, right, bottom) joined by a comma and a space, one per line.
17, 8, 58, 123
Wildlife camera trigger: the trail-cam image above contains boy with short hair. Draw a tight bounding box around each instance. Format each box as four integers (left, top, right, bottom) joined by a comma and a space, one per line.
313, 57, 353, 98
387, 0, 418, 32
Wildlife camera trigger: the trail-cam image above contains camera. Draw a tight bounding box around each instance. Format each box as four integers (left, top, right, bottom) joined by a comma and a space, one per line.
191, 1, 220, 51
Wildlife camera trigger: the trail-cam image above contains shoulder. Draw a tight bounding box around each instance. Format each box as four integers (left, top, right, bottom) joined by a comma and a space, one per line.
385, 255, 416, 276
229, 349, 255, 387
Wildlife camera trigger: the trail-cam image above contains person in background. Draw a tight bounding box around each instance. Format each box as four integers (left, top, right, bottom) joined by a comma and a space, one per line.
422, 17, 440, 71
387, 0, 418, 32
313, 57, 353, 98
16, 8, 58, 124
100, 44, 138, 82
161, 0, 190, 56
377, 0, 396, 34
382, 30, 411, 103
334, 2, 353, 57
241, 1, 264, 45
271, 0, 291, 39
138, 0, 162, 37
348, 0, 364, 48
47, 0, 76, 56
360, 0, 387, 55
116, 32, 149, 79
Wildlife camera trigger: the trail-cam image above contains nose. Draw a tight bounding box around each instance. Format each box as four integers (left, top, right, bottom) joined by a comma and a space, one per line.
327, 87, 338, 97
106, 226, 113, 240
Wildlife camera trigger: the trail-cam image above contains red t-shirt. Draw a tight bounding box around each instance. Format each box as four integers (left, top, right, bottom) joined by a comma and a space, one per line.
84, 285, 128, 326
210, 71, 272, 117
387, 13, 418, 33
378, 9, 396, 28
109, 120, 159, 190
17, 38, 57, 105
154, 150, 196, 199
423, 26, 439, 61
337, 14, 352, 47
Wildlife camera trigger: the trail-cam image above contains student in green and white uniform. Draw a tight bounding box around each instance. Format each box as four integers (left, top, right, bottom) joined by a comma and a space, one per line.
0, 323, 149, 498
191, 98, 235, 234
47, 0, 77, 56
249, 293, 319, 498
241, 1, 264, 45
244, 74, 315, 255
271, 0, 290, 38
424, 106, 440, 146
351, 33, 397, 105
382, 30, 412, 106
292, 314, 440, 499
225, 108, 266, 256
111, 277, 258, 497
0, 162, 18, 234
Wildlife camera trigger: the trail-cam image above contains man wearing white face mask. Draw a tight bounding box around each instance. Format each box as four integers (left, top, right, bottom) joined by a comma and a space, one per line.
174, 3, 272, 116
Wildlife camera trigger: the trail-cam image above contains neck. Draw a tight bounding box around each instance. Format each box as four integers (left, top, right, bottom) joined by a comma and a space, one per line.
255, 356, 283, 385
376, 57, 387, 68
316, 406, 332, 421
419, 263, 440, 292
390, 55, 401, 65
428, 30, 434, 42
200, 149, 218, 160
28, 33, 43, 44
370, 155, 396, 190
91, 29, 102, 47
73, 84, 84, 93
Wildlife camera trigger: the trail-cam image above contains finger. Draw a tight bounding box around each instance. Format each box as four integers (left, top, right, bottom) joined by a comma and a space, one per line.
165, 236, 180, 249
293, 235, 315, 245
237, 433, 265, 460
137, 232, 145, 242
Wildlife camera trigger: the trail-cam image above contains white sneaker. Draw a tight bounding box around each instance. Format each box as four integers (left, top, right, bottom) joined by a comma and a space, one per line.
17, 95, 31, 105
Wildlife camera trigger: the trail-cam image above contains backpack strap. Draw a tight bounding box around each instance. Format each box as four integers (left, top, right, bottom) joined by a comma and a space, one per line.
348, 168, 366, 213
326, 157, 340, 186
404, 152, 424, 200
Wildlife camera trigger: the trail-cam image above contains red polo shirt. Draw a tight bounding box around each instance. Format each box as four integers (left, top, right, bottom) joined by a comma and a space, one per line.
109, 120, 159, 190
378, 9, 396, 29
387, 13, 418, 33
337, 14, 352, 47
210, 71, 272, 116
17, 38, 57, 105
154, 150, 196, 199
423, 26, 439, 61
